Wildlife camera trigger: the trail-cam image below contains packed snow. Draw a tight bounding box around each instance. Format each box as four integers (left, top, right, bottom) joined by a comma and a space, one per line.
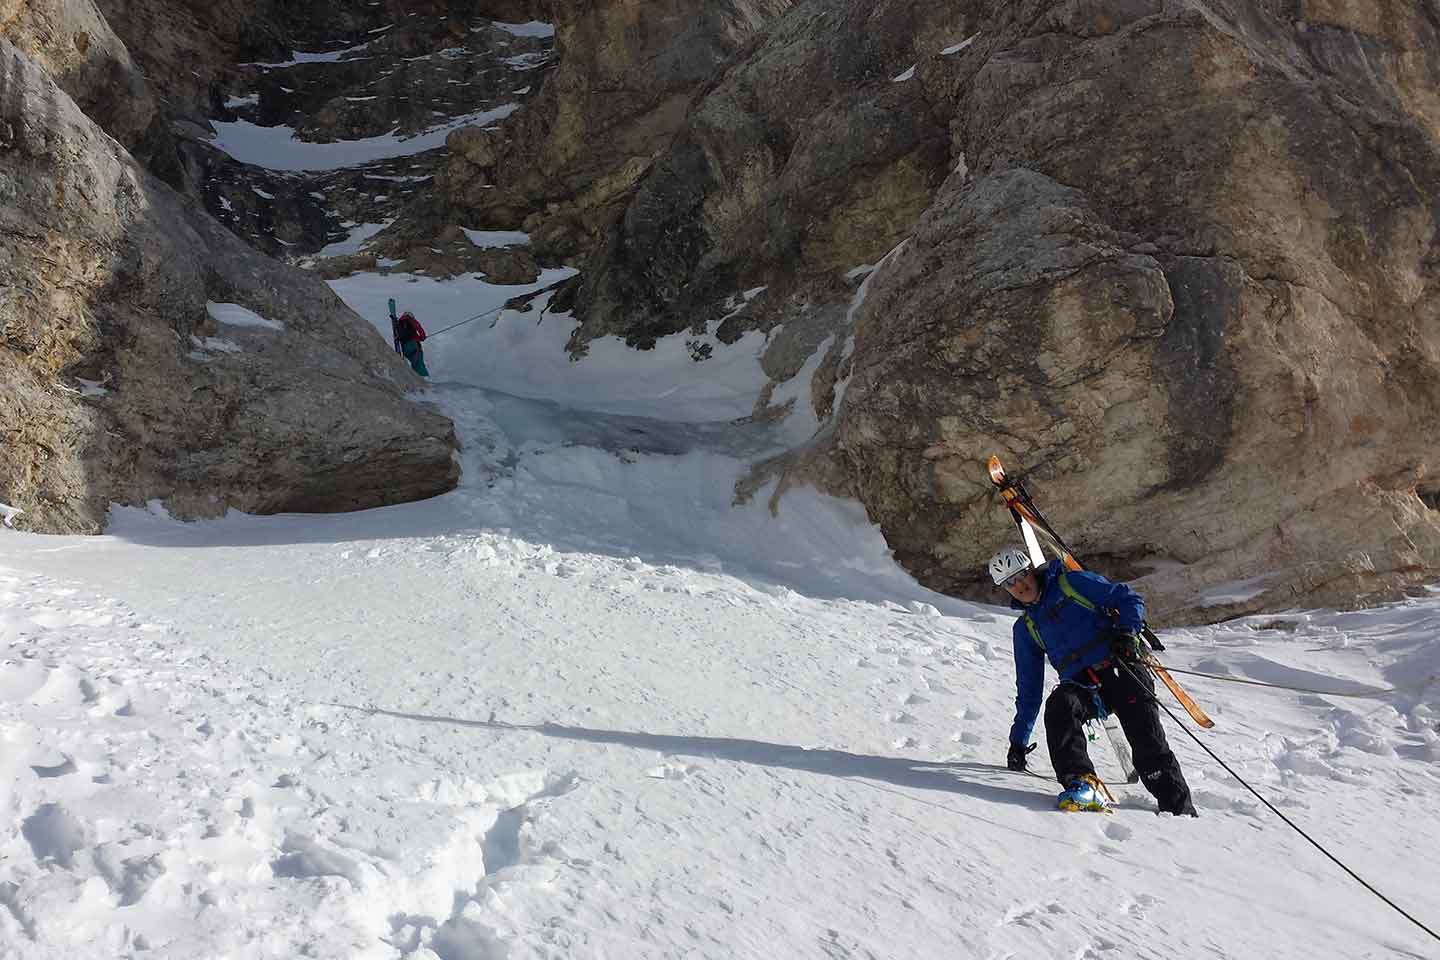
942, 34, 980, 56
3, 265, 1438, 958
328, 270, 779, 422
491, 21, 556, 39
461, 229, 531, 249
5, 15, 1439, 955
316, 222, 393, 258
207, 302, 285, 332
207, 105, 518, 172
241, 42, 374, 68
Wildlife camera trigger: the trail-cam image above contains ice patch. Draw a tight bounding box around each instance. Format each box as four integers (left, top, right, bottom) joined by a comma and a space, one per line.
492, 20, 556, 38
942, 34, 980, 55
462, 228, 531, 248
316, 220, 393, 258
241, 42, 372, 68
207, 104, 519, 172
207, 302, 285, 331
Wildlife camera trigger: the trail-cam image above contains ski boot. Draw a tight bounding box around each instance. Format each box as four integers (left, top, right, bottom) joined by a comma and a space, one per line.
1057, 774, 1110, 813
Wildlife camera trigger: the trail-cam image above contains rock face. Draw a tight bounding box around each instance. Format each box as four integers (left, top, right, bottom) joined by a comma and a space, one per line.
6, 0, 1438, 620
440, 0, 796, 262
0, 37, 458, 533
0, 0, 156, 149
570, 0, 968, 348
88, 0, 549, 264
837, 0, 1440, 621
563, 0, 1440, 621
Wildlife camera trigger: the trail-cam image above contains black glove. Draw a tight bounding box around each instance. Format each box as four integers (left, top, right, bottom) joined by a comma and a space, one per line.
1007, 742, 1037, 771
1109, 629, 1143, 662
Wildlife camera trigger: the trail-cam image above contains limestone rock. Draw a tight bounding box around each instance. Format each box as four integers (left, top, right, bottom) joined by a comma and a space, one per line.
837, 0, 1440, 621
1, 0, 155, 148
440, 0, 795, 261
572, 0, 1440, 620
567, 0, 967, 348
0, 39, 458, 534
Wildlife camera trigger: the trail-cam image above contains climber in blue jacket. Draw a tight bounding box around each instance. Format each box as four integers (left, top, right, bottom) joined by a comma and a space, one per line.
989, 546, 1195, 816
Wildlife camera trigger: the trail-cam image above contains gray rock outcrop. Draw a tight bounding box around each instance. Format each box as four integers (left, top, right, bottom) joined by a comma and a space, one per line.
8, 0, 1438, 623
0, 37, 458, 533
440, 0, 796, 262
556, 0, 1440, 621
1, 0, 156, 149
568, 0, 968, 348
836, 0, 1440, 621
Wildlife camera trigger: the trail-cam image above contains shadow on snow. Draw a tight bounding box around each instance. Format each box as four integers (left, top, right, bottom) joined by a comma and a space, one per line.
331, 703, 1054, 812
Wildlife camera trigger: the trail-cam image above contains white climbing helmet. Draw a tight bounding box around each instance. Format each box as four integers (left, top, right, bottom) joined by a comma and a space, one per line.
988, 546, 1033, 586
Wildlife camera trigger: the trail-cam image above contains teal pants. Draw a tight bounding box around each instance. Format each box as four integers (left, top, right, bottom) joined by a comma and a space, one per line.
400, 339, 429, 377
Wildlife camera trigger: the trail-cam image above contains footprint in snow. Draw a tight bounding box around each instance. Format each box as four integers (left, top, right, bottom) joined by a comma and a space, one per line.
1103, 821, 1132, 843
646, 761, 694, 781
29, 755, 77, 779
21, 802, 88, 868
1123, 892, 1158, 920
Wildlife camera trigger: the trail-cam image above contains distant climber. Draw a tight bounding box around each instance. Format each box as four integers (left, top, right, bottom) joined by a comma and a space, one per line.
392, 309, 429, 377
989, 546, 1196, 816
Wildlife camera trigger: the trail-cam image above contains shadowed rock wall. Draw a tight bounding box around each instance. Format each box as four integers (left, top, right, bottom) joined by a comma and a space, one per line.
1, 36, 458, 533
560, 0, 1440, 621
440, 0, 795, 262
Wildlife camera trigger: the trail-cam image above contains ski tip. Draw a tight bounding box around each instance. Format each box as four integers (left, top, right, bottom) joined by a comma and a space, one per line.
987, 455, 1007, 486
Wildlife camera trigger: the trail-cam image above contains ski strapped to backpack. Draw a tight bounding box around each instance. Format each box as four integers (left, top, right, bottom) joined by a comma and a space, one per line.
987, 455, 1215, 729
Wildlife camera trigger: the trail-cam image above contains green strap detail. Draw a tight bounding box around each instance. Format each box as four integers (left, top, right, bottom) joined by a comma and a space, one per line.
1057, 573, 1097, 612
1023, 614, 1044, 651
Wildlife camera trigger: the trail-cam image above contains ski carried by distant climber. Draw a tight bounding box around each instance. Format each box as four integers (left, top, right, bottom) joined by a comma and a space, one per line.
388, 298, 430, 377
986, 455, 1214, 729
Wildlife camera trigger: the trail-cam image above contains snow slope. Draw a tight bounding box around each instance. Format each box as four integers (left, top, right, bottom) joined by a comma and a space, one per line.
2, 274, 1438, 958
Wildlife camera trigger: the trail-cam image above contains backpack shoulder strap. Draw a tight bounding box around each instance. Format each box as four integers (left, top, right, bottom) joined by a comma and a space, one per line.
1022, 612, 1044, 651
1056, 573, 1097, 613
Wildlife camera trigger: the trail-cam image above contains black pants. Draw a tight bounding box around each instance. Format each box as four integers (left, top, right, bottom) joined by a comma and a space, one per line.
1045, 662, 1196, 815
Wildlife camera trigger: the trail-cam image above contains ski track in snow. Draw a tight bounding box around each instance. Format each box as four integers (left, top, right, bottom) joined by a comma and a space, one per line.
1, 373, 1438, 957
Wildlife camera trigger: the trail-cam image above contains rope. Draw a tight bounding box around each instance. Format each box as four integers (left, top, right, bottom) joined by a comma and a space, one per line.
1159, 666, 1440, 700
998, 467, 1438, 941
425, 305, 506, 338
417, 275, 573, 339
1116, 658, 1440, 946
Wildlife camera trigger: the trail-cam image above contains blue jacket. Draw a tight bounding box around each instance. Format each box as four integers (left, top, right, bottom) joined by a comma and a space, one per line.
1008, 559, 1146, 747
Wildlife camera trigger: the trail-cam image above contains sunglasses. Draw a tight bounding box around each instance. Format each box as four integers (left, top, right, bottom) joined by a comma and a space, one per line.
1000, 569, 1032, 589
